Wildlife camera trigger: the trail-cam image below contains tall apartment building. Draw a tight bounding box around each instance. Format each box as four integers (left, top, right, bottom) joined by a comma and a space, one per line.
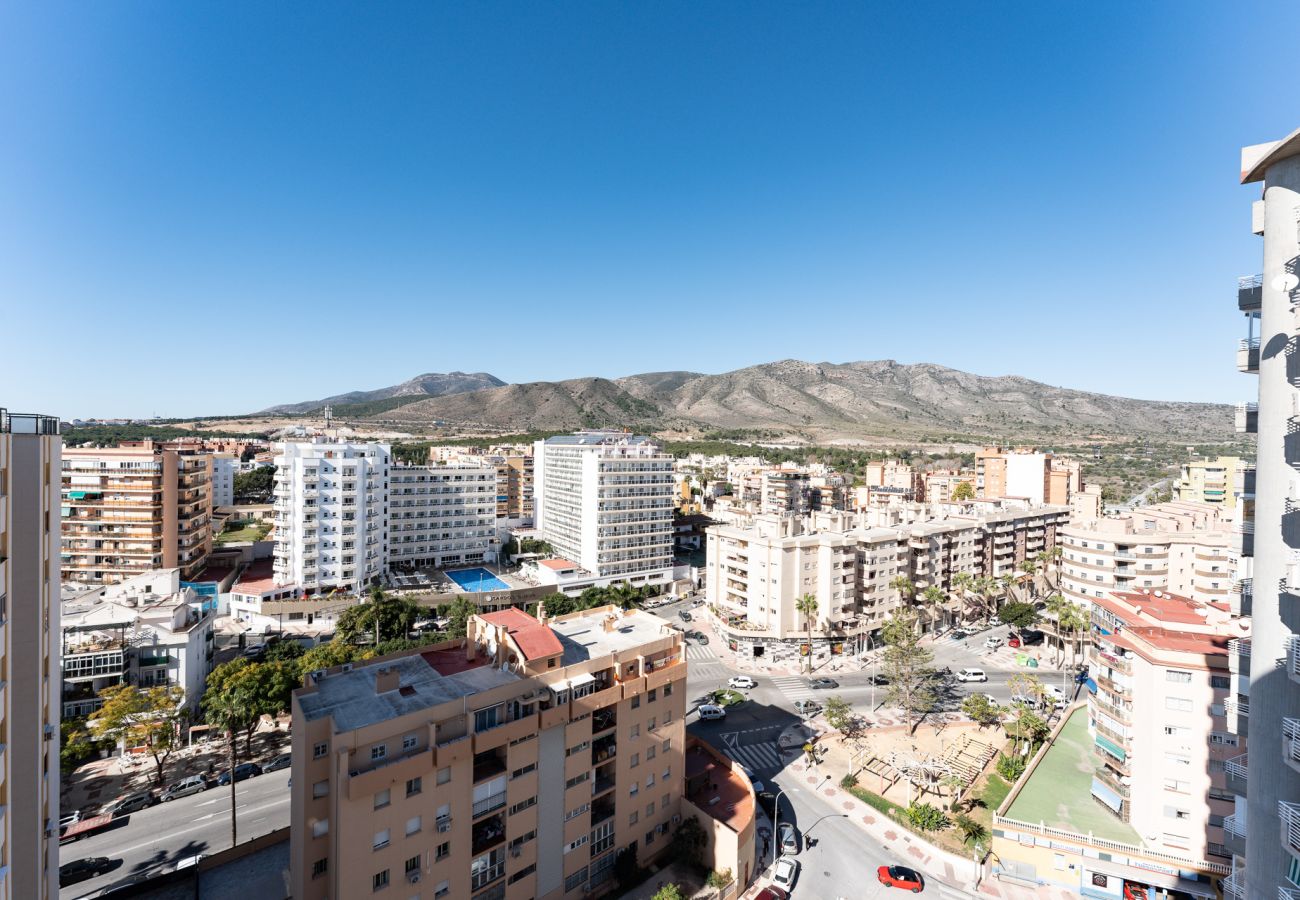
273, 441, 389, 595
922, 471, 974, 504
60, 569, 215, 718
389, 464, 498, 570
976, 447, 1081, 505
1235, 125, 1300, 899
1086, 590, 1245, 865
533, 433, 674, 586
0, 409, 62, 900
290, 606, 689, 900
61, 442, 213, 585
1175, 456, 1245, 510
494, 455, 534, 521
1058, 502, 1238, 609
211, 452, 237, 508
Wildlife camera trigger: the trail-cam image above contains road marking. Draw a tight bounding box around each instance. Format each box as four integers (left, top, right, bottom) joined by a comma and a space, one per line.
86, 795, 289, 857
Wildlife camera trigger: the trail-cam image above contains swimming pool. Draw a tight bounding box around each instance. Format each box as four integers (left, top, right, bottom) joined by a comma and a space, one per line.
445, 567, 510, 592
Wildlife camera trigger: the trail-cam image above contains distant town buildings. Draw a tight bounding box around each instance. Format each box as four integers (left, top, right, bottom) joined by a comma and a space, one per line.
1175, 456, 1246, 510
976, 446, 1081, 505
533, 432, 675, 587
0, 408, 62, 900
61, 441, 214, 585
388, 462, 498, 570
210, 451, 238, 508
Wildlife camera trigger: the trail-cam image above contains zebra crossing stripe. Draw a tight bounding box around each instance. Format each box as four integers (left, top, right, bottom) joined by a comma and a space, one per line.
722, 743, 782, 772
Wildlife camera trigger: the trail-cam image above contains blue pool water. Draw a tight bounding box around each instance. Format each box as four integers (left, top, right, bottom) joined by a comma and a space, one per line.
446, 567, 510, 592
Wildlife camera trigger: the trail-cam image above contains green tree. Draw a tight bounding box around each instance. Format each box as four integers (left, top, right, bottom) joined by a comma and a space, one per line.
668, 814, 707, 869
951, 480, 976, 501
905, 801, 949, 832
795, 593, 819, 673
444, 595, 482, 638
881, 612, 936, 733
961, 693, 1002, 729
61, 718, 113, 775
335, 590, 424, 645
652, 886, 685, 900
232, 466, 275, 501
998, 601, 1039, 632
996, 753, 1026, 782
297, 641, 359, 674
951, 571, 976, 623
264, 639, 305, 664
205, 659, 297, 756
89, 683, 187, 788
920, 585, 947, 632
822, 695, 856, 735
955, 813, 990, 847
706, 868, 734, 889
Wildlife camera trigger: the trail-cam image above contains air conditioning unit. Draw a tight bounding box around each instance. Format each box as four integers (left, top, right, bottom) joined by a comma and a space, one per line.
310, 669, 327, 682
407, 871, 420, 884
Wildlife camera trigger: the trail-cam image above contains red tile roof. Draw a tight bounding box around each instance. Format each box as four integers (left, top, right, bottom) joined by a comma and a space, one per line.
480, 608, 563, 660
233, 559, 290, 595
539, 558, 579, 571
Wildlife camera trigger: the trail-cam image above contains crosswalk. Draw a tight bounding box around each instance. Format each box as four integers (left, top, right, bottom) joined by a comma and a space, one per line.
684, 642, 727, 679
719, 728, 786, 774
769, 675, 817, 704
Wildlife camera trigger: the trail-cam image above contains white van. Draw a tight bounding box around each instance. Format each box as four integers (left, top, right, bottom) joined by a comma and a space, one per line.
956, 668, 988, 682
697, 704, 727, 721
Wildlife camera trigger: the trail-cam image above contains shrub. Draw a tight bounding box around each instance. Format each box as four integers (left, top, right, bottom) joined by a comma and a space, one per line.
706, 869, 733, 889
996, 753, 1027, 782
840, 773, 859, 789
904, 802, 949, 832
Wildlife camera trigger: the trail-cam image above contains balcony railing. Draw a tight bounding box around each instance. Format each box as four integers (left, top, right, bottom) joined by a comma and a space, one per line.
1226, 752, 1249, 786
1222, 868, 1246, 900
1280, 801, 1300, 856
1224, 813, 1247, 838
471, 792, 507, 818
1229, 638, 1252, 674
1236, 402, 1259, 434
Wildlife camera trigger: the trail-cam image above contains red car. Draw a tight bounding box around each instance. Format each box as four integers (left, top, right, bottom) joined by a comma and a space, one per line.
755, 888, 789, 900
1008, 636, 1022, 648
878, 864, 925, 892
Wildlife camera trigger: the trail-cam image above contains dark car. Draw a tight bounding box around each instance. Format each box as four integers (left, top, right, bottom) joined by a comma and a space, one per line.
878, 864, 925, 892
686, 631, 709, 645
678, 610, 692, 622
60, 856, 116, 886
101, 791, 157, 818
870, 673, 890, 685
217, 762, 262, 785
1075, 669, 1091, 685
263, 753, 292, 773
756, 790, 779, 818
807, 678, 838, 690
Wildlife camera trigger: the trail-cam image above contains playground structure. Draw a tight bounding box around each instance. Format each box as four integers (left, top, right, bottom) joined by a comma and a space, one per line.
849, 728, 999, 807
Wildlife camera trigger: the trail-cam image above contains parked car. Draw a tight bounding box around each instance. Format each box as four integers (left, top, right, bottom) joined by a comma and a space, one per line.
101, 792, 157, 818
956, 668, 987, 683
161, 775, 209, 801
778, 822, 800, 855
263, 753, 292, 773
59, 810, 84, 830
772, 857, 799, 892
984, 636, 1004, 649
877, 864, 925, 892
807, 677, 838, 690
59, 856, 117, 886
217, 762, 263, 786
755, 887, 790, 900
949, 629, 970, 640
1008, 636, 1022, 648
1075, 668, 1091, 685
698, 704, 727, 721
686, 631, 710, 645
870, 673, 891, 685
60, 814, 116, 843
728, 675, 757, 690
793, 699, 821, 717
678, 610, 692, 622
1009, 694, 1036, 708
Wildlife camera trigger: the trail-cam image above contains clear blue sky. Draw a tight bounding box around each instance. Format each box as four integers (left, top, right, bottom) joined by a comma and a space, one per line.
4, 2, 1299, 419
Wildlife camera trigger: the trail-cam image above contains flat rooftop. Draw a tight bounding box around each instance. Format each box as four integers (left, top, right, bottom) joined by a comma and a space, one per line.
549, 609, 673, 666
298, 653, 520, 733
233, 559, 290, 594
1005, 707, 1140, 844
684, 744, 753, 833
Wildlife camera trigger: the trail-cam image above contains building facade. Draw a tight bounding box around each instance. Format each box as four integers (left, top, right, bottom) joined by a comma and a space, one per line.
495, 455, 534, 521
1237, 125, 1300, 899
61, 442, 213, 585
389, 464, 499, 570
533, 433, 674, 586
289, 606, 692, 900
1175, 456, 1244, 510
273, 441, 389, 595
211, 452, 238, 509
0, 409, 62, 900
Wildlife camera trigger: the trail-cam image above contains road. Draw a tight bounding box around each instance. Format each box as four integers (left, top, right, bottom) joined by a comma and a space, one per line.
655, 600, 1074, 898
59, 769, 290, 899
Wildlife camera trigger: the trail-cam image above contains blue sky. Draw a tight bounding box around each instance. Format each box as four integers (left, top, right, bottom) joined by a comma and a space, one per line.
3, 2, 1299, 418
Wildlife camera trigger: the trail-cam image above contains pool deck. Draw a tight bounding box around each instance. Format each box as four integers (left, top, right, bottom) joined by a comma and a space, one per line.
445, 567, 512, 592
1004, 706, 1140, 844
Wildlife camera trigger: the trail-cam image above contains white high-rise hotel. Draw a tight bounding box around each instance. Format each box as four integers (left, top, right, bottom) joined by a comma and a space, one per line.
273, 441, 390, 594
533, 432, 675, 585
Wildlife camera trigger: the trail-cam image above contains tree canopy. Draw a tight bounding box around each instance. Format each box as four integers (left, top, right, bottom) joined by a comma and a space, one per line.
233, 466, 275, 501
998, 601, 1039, 631
335, 590, 424, 644
90, 683, 187, 787
881, 612, 936, 732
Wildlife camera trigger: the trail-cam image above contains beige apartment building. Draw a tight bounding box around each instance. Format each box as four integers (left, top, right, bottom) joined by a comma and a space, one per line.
0, 409, 62, 900
1059, 501, 1239, 609
61, 442, 213, 585
495, 455, 534, 521
976, 447, 1081, 505
290, 605, 699, 900
1175, 456, 1245, 510
1087, 589, 1246, 865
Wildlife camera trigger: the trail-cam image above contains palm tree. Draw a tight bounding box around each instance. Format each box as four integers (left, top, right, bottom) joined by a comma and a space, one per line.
1060, 603, 1091, 668
955, 813, 990, 848
203, 686, 251, 847
890, 576, 915, 613
921, 585, 947, 633
1017, 559, 1039, 598
1044, 594, 1072, 665
795, 593, 819, 674
951, 572, 975, 624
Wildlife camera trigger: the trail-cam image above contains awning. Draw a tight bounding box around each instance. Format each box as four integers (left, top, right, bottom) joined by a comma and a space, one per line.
67, 491, 87, 499
1085, 678, 1098, 693
1095, 734, 1126, 761
568, 672, 596, 690
1083, 858, 1219, 899
1090, 777, 1123, 813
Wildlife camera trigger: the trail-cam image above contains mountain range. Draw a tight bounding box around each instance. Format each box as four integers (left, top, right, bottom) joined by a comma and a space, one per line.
263, 360, 1232, 441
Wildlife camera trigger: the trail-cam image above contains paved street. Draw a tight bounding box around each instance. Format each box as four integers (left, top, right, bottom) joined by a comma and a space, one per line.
60, 769, 289, 899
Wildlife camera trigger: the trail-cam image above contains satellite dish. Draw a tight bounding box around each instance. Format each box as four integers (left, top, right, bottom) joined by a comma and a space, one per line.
487, 638, 498, 658
1274, 273, 1300, 293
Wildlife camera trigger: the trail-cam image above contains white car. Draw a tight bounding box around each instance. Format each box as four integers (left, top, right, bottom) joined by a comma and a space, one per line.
956, 668, 988, 682
728, 675, 757, 690
698, 704, 727, 721
772, 857, 799, 891
984, 636, 1004, 649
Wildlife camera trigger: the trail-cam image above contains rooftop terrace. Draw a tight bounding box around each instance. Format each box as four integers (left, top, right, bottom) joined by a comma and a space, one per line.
549, 608, 674, 666
684, 742, 753, 833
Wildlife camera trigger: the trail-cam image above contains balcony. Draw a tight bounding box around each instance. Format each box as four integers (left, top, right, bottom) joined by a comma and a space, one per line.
1228, 638, 1251, 674
1093, 765, 1130, 799
1281, 801, 1300, 859
471, 812, 505, 855
1239, 274, 1263, 311
1238, 337, 1261, 374
1225, 697, 1249, 737
473, 748, 508, 784
471, 789, 507, 819
592, 734, 617, 766
1285, 718, 1300, 775
1223, 868, 1246, 900
1237, 402, 1259, 434
1223, 812, 1247, 857
1226, 753, 1248, 796
592, 707, 617, 734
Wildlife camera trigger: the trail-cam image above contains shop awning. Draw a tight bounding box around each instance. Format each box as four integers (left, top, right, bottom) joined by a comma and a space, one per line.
67, 491, 87, 499
1095, 733, 1126, 761
1090, 777, 1123, 813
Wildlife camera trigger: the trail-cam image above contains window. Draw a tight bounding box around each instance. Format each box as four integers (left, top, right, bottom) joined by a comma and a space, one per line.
436, 842, 450, 861
405, 855, 420, 875
646, 802, 655, 817
1166, 670, 1193, 684
512, 763, 536, 779
475, 705, 501, 732
662, 739, 671, 753
374, 788, 391, 809
630, 753, 640, 768
509, 796, 537, 815
629, 783, 639, 797
371, 744, 387, 761
645, 830, 655, 847
648, 717, 656, 731
312, 858, 328, 878
664, 710, 673, 724
509, 830, 536, 850
629, 725, 640, 739
437, 766, 451, 785
374, 828, 391, 850
402, 734, 417, 751
1163, 725, 1189, 737
1211, 674, 1231, 689
1165, 697, 1193, 713
567, 772, 590, 789
314, 741, 328, 759
406, 776, 422, 797
647, 745, 656, 761
1211, 732, 1241, 747
567, 741, 590, 757
406, 816, 422, 836
313, 818, 330, 838
661, 794, 671, 810
565, 867, 589, 891
566, 803, 590, 821
373, 869, 389, 892
663, 766, 670, 780
313, 780, 329, 798
632, 695, 641, 709
646, 773, 655, 788
510, 863, 537, 884
629, 810, 639, 825
1163, 807, 1191, 820
664, 682, 673, 697
564, 835, 589, 854
1165, 753, 1191, 767
648, 688, 657, 703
